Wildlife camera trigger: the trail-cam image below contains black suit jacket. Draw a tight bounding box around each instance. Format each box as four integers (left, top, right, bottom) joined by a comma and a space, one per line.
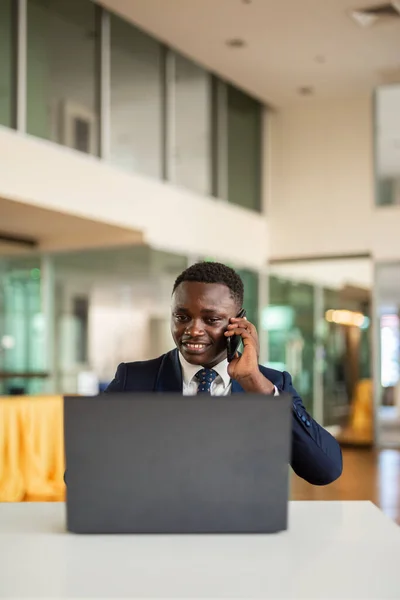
105, 349, 342, 486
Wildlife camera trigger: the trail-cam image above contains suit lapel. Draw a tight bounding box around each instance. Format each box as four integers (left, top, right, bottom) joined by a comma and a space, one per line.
231, 379, 245, 394
155, 349, 183, 392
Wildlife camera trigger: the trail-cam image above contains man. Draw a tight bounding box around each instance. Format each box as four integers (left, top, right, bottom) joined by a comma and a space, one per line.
106, 261, 342, 486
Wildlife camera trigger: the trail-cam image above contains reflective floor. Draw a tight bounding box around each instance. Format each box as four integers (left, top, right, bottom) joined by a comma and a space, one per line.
291, 448, 400, 525
378, 407, 400, 447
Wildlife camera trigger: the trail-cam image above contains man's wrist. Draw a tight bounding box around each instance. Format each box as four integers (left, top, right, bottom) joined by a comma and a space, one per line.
239, 370, 275, 394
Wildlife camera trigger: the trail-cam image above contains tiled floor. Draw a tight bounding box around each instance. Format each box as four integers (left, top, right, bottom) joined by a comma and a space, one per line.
291, 448, 400, 524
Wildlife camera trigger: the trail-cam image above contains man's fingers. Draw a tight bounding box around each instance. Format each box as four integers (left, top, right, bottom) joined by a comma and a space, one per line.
224, 327, 252, 338
227, 320, 254, 333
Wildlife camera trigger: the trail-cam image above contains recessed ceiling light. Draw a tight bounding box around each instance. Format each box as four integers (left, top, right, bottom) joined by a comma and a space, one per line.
226, 38, 247, 48
350, 10, 379, 27
298, 86, 314, 96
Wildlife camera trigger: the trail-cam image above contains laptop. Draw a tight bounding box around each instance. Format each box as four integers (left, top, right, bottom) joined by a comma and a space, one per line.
64, 393, 292, 534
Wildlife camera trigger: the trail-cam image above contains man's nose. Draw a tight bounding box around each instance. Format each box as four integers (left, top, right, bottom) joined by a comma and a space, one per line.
185, 319, 204, 336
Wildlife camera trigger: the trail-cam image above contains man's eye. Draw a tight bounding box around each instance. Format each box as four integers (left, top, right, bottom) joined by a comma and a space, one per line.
175, 314, 188, 322
206, 318, 221, 325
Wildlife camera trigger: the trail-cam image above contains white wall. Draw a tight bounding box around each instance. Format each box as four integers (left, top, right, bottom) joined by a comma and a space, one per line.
268, 96, 373, 258
0, 126, 268, 269
268, 95, 400, 262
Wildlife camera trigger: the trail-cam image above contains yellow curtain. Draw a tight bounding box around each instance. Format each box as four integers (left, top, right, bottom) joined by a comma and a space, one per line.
0, 396, 65, 502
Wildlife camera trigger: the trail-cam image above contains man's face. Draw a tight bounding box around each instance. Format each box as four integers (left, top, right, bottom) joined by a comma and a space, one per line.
171, 281, 238, 368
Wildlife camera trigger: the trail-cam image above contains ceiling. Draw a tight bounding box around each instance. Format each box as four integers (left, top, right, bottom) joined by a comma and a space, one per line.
0, 197, 144, 256
98, 0, 400, 106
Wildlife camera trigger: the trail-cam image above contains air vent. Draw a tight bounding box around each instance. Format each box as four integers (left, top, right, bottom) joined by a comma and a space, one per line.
350, 2, 400, 26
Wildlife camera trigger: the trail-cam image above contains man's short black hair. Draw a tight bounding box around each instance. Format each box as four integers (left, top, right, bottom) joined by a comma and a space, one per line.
173, 261, 244, 307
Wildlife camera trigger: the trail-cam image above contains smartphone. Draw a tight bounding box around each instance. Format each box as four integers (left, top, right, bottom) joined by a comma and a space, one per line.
226, 308, 247, 362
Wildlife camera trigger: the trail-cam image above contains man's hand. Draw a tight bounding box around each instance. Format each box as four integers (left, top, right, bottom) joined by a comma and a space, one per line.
225, 317, 275, 394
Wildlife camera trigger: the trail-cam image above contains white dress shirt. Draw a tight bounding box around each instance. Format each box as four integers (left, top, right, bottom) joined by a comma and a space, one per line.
179, 353, 279, 396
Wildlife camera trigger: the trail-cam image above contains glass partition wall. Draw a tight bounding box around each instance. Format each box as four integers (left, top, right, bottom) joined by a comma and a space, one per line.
375, 85, 400, 207
0, 248, 188, 396
1, 248, 376, 437
0, 256, 45, 395
0, 0, 263, 211
374, 85, 400, 447
374, 263, 400, 448
267, 258, 372, 440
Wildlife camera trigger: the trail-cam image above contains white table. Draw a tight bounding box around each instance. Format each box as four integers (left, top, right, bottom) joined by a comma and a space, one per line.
1, 501, 400, 599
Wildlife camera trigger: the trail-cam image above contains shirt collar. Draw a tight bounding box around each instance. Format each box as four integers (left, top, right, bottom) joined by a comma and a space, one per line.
178, 352, 231, 389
